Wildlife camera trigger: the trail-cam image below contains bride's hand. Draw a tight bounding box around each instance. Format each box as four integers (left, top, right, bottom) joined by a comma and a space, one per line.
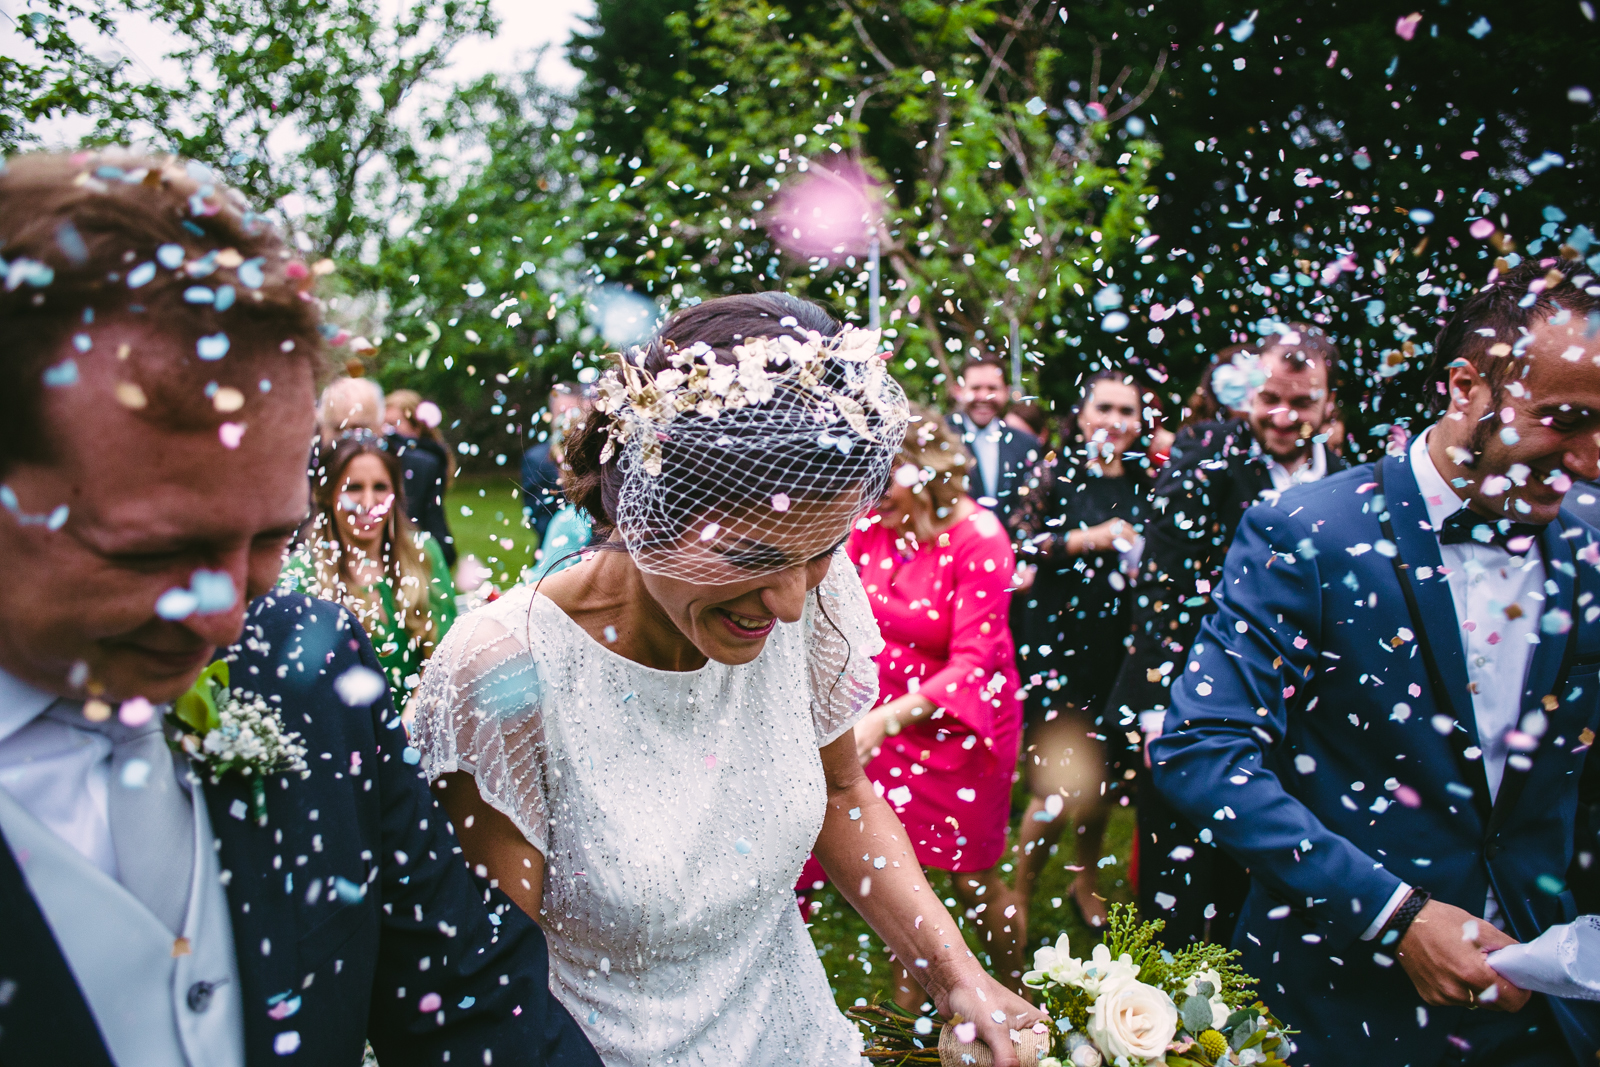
936, 973, 1050, 1067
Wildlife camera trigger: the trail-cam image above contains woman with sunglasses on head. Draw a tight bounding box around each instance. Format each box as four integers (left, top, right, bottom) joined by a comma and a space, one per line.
1007, 370, 1152, 936
279, 433, 458, 706
413, 294, 1046, 1067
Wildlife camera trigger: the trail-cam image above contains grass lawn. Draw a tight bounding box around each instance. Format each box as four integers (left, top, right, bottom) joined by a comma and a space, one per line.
443, 473, 540, 587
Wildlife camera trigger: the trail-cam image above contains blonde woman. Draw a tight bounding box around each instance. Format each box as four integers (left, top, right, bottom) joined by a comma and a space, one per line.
280, 432, 457, 702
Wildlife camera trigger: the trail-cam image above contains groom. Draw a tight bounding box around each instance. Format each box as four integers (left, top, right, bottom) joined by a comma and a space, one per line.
0, 153, 599, 1065
1151, 260, 1600, 1065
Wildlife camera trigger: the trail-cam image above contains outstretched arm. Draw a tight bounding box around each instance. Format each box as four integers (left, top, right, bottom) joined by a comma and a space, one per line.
813, 734, 1047, 1066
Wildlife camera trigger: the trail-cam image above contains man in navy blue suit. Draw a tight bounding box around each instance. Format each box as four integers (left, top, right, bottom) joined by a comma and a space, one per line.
0, 152, 599, 1066
1152, 261, 1600, 1065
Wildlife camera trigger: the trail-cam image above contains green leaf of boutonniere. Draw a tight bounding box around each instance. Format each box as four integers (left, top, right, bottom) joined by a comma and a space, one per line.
174, 659, 228, 734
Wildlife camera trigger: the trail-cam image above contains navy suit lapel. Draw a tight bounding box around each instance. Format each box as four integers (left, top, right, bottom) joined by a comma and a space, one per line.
1484, 515, 1581, 839
1376, 453, 1493, 823
206, 772, 301, 1063
0, 825, 116, 1067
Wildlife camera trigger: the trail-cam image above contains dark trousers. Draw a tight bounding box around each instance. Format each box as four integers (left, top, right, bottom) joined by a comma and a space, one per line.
1443, 994, 1577, 1067
1137, 766, 1251, 948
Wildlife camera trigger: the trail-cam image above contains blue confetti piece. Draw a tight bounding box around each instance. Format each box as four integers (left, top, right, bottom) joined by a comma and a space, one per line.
1409, 208, 1435, 225
127, 261, 156, 288
1100, 311, 1131, 333
1500, 427, 1520, 446
184, 286, 216, 304
332, 877, 366, 903
848, 807, 862, 820
402, 746, 421, 765
46, 505, 68, 530
588, 1010, 599, 1024
1228, 12, 1257, 41
55, 221, 88, 265
1467, 16, 1491, 38
197, 333, 230, 360
180, 220, 206, 237
239, 258, 266, 288
44, 359, 78, 386
191, 569, 237, 613
155, 588, 200, 620
156, 243, 185, 269
735, 837, 752, 854
214, 285, 236, 311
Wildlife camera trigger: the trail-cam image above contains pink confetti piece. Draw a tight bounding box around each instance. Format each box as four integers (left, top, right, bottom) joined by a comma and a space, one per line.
704, 754, 717, 769
419, 992, 441, 1013
1395, 12, 1422, 39
219, 422, 245, 448
118, 697, 154, 727
1394, 785, 1422, 808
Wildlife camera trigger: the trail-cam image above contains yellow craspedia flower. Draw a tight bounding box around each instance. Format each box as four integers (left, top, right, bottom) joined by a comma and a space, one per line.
1197, 1029, 1230, 1062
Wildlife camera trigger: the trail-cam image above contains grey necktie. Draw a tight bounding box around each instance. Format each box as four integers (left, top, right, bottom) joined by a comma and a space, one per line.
51, 701, 196, 933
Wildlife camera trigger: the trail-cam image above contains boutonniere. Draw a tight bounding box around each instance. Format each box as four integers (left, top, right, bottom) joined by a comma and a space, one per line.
168, 661, 310, 825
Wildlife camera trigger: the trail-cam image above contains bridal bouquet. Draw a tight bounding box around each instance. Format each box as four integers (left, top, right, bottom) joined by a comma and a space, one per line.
1025, 906, 1292, 1067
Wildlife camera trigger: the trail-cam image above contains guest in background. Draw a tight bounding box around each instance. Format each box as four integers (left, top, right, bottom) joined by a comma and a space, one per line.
1107, 326, 1345, 949
316, 376, 454, 565
385, 387, 458, 567
280, 433, 457, 705
845, 411, 1026, 1000
529, 420, 593, 582
522, 382, 590, 542
1004, 400, 1050, 444
1009, 371, 1151, 933
947, 357, 1038, 527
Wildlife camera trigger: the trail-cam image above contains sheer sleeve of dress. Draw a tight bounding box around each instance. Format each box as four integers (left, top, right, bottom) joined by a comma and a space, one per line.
806, 546, 885, 748
413, 593, 553, 857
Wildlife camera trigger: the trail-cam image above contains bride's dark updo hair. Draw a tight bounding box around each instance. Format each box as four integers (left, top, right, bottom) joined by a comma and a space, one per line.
565, 292, 883, 546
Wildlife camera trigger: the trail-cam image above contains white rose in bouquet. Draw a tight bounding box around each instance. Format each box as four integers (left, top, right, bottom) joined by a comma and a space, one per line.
1086, 980, 1178, 1063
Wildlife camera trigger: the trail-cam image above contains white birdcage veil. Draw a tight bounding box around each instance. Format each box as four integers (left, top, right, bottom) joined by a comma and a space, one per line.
590, 298, 909, 585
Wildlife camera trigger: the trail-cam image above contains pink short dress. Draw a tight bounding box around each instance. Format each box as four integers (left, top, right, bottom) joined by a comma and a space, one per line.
832, 505, 1024, 878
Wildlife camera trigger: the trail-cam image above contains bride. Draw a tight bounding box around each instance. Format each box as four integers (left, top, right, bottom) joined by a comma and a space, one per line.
415, 293, 1046, 1065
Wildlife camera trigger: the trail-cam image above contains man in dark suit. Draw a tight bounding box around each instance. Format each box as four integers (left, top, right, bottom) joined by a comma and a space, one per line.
1151, 262, 1600, 1065
946, 357, 1038, 527
1106, 326, 1345, 948
0, 151, 598, 1066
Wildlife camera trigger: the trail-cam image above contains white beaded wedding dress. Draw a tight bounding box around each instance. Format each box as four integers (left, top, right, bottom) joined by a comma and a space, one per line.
414, 551, 882, 1066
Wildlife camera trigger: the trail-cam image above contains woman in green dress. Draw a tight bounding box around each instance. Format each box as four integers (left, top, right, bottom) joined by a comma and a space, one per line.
280, 432, 457, 706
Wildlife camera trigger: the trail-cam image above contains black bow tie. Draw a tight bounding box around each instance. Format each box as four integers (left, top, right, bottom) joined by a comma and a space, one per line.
1437, 509, 1544, 551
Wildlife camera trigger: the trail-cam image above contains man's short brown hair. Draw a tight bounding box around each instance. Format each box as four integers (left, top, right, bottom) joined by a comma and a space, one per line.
1426, 258, 1600, 414
0, 150, 326, 473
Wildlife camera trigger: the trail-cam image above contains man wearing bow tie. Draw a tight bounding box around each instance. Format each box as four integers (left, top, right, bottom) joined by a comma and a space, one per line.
0, 153, 599, 1066
1151, 259, 1600, 1065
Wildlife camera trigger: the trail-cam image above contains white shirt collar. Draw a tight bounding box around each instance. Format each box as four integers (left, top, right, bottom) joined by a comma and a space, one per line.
0, 665, 62, 748
1408, 425, 1469, 532
1264, 439, 1327, 491
961, 413, 1002, 441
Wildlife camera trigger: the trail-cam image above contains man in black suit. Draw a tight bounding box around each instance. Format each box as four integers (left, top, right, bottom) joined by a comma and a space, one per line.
1106, 324, 1345, 948
946, 357, 1038, 526
0, 151, 598, 1066
520, 383, 589, 543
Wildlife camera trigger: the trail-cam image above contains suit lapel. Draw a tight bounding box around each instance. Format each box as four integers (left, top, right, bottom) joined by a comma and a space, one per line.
1376, 454, 1494, 823
205, 773, 300, 1063
1484, 514, 1581, 838
0, 825, 117, 1067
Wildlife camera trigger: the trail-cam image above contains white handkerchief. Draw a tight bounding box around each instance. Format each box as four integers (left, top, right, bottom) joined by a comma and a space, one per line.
1487, 916, 1600, 1002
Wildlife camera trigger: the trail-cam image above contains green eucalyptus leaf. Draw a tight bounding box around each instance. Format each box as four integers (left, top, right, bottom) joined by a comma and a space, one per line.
1180, 993, 1214, 1036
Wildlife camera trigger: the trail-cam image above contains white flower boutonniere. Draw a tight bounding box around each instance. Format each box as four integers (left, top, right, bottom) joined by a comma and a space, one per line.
168, 660, 310, 825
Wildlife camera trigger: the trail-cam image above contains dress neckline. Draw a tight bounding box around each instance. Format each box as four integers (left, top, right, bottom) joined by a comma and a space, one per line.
529, 589, 723, 680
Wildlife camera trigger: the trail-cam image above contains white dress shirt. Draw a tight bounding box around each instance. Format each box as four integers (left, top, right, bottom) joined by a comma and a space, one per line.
1264, 439, 1329, 492
0, 667, 119, 877
959, 413, 1002, 503
1360, 428, 1541, 938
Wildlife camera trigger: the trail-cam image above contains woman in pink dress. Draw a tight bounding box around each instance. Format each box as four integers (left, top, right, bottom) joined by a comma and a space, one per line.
853, 411, 1026, 1004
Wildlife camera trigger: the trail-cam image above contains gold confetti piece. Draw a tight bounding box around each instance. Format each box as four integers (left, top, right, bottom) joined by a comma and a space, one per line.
1272, 656, 1283, 669
116, 343, 131, 360
1545, 268, 1567, 288
215, 248, 243, 268
1488, 343, 1511, 357
115, 382, 148, 409
84, 699, 112, 722
1581, 728, 1596, 747
213, 386, 245, 413
172, 937, 192, 957
1505, 604, 1523, 620
1542, 694, 1559, 711
312, 258, 337, 276
1146, 669, 1163, 683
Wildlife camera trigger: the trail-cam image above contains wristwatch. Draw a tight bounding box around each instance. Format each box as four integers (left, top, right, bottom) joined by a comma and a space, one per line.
1379, 887, 1431, 946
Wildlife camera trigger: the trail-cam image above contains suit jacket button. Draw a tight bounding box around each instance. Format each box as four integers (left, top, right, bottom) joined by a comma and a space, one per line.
187, 981, 215, 1013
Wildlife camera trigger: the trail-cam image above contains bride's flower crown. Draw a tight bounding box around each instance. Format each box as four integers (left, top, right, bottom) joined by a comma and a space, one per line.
595, 322, 901, 476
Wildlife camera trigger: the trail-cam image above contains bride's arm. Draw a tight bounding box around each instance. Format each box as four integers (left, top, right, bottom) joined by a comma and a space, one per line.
812, 735, 1047, 1066
433, 771, 546, 922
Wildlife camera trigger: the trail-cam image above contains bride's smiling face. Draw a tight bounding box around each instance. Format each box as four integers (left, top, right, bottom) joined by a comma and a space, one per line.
633, 493, 860, 666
